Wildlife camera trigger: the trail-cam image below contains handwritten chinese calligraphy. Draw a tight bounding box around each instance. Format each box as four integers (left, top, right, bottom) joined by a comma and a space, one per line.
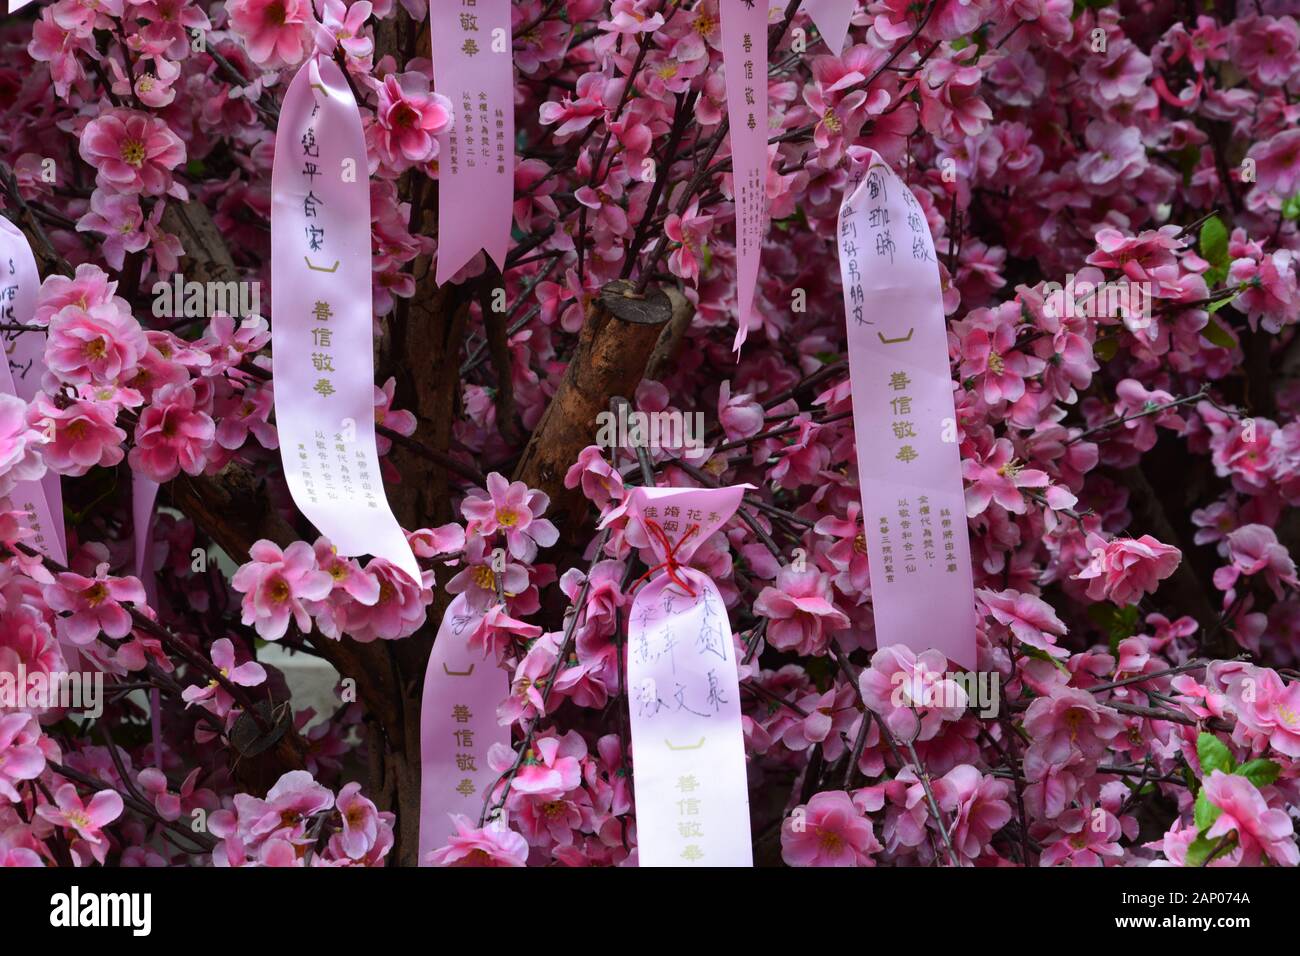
0, 217, 65, 565
611, 485, 754, 867
836, 154, 977, 669
270, 55, 418, 581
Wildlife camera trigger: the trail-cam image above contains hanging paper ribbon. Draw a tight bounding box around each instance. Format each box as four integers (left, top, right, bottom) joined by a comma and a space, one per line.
836, 152, 977, 669
270, 55, 419, 582
0, 216, 65, 565
417, 592, 509, 865
804, 0, 855, 53
604, 485, 753, 867
430, 0, 515, 285
721, 0, 770, 351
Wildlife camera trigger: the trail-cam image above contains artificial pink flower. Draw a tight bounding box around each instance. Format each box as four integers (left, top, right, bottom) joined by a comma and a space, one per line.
26, 396, 126, 477
334, 558, 427, 642
231, 540, 334, 641
1201, 771, 1299, 867
753, 567, 850, 657
78, 109, 187, 198
977, 587, 1068, 658
45, 303, 148, 388
227, 0, 316, 69
333, 781, 381, 860
461, 472, 559, 562
43, 564, 146, 646
781, 790, 882, 867
180, 637, 267, 712
0, 714, 48, 802
35, 784, 123, 860
938, 764, 1013, 861
0, 395, 47, 499
427, 814, 529, 867
1074, 532, 1182, 605
1023, 687, 1126, 765
962, 438, 1050, 517
372, 73, 452, 171
858, 644, 968, 743
127, 382, 216, 481
1212, 524, 1299, 601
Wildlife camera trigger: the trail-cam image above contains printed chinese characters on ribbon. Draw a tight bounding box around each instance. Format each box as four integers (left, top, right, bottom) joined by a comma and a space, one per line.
431, 0, 515, 285
836, 152, 977, 669
417, 591, 510, 865
721, 0, 770, 351
270, 54, 419, 582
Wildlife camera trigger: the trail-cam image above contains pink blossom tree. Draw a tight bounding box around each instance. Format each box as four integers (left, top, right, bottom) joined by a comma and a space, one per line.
0, 0, 1297, 869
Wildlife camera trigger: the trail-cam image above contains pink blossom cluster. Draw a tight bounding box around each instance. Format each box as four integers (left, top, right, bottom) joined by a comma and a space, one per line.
0, 0, 1297, 870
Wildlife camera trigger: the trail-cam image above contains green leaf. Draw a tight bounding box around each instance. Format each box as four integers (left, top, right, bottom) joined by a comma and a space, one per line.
1183, 831, 1220, 867
1235, 758, 1281, 788
1201, 317, 1237, 346
1093, 336, 1119, 362
1282, 192, 1300, 221
1197, 731, 1235, 777
1199, 216, 1229, 268
1194, 791, 1222, 831
1087, 602, 1139, 654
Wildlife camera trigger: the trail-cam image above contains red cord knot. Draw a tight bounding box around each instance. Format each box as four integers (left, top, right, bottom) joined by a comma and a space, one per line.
630, 520, 701, 597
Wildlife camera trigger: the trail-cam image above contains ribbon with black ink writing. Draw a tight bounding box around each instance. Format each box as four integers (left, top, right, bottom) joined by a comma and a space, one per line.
0, 216, 65, 565
721, 0, 770, 351
430, 0, 514, 284
836, 152, 977, 669
270, 54, 418, 582
603, 485, 753, 867
417, 592, 509, 864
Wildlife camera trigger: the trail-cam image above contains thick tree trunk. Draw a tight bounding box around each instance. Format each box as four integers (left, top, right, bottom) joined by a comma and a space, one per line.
513, 280, 675, 529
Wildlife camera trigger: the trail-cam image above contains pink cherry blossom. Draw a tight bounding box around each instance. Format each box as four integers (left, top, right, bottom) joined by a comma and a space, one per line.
78, 109, 187, 198
1074, 533, 1182, 606
781, 791, 882, 867
231, 540, 334, 640
753, 567, 849, 657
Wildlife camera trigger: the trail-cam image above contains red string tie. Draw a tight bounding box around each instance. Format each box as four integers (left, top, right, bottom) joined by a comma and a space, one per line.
629, 520, 701, 597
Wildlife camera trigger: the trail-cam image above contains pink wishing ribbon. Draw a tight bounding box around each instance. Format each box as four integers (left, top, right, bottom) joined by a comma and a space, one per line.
836, 152, 977, 669
721, 0, 770, 351
430, 0, 515, 285
417, 592, 509, 865
604, 485, 753, 867
270, 54, 418, 582
0, 216, 66, 566
804, 0, 855, 53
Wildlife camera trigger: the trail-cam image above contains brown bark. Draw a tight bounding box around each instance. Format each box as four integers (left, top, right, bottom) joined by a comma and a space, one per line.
513, 279, 675, 529
642, 285, 693, 384
160, 202, 240, 285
